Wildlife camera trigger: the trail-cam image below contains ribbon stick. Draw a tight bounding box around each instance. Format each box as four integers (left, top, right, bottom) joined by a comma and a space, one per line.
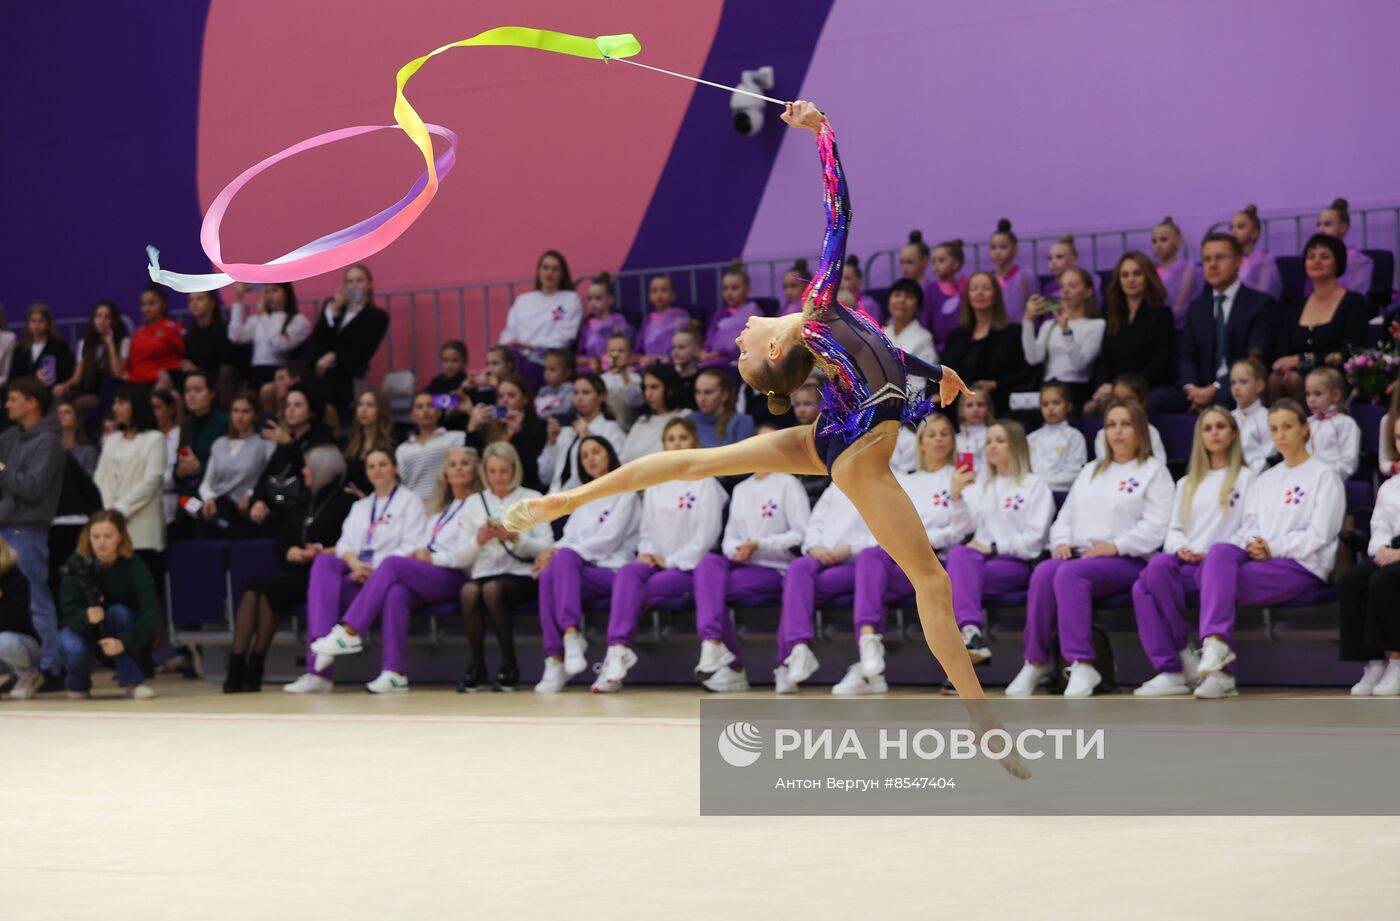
150, 28, 640, 292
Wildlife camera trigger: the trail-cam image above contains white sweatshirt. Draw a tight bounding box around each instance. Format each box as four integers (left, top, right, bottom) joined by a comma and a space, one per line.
1020, 317, 1105, 383
802, 483, 876, 556
95, 430, 168, 551
1163, 466, 1255, 555
1050, 458, 1173, 557
334, 486, 428, 566
1379, 415, 1397, 477
899, 467, 974, 550
227, 304, 312, 368
951, 473, 1055, 559
1366, 474, 1400, 558
1305, 410, 1361, 480
499, 290, 583, 362
539, 415, 627, 493
555, 491, 642, 570
885, 319, 938, 392
637, 478, 727, 572
395, 428, 467, 502
1232, 400, 1273, 473
1027, 421, 1088, 490
956, 423, 988, 478
452, 487, 552, 578
1094, 424, 1167, 464
416, 496, 475, 568
722, 473, 811, 572
1230, 456, 1344, 582
890, 427, 918, 474
619, 409, 691, 465
600, 370, 644, 430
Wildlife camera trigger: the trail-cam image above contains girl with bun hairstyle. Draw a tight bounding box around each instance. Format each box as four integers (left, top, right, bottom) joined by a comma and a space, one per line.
1229, 204, 1283, 298
503, 104, 1024, 773
577, 272, 634, 372
1311, 197, 1374, 296
924, 235, 968, 350
1043, 234, 1103, 300
989, 219, 1038, 324
779, 257, 811, 316
1151, 216, 1203, 329
840, 254, 883, 323
700, 260, 764, 366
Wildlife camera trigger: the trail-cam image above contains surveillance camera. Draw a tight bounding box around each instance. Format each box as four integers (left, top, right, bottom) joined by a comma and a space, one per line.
731, 66, 774, 136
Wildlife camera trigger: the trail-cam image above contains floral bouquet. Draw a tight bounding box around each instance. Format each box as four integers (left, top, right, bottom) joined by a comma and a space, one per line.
1343, 342, 1400, 403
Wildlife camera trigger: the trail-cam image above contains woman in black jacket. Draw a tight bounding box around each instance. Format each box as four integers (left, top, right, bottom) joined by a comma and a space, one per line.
249, 384, 335, 537
1269, 233, 1372, 403
309, 264, 390, 419
1089, 251, 1178, 415
225, 445, 357, 692
464, 372, 549, 492
939, 271, 1030, 416
12, 303, 76, 390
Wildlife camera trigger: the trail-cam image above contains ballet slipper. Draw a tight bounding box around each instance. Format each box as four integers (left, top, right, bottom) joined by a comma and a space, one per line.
504, 492, 571, 532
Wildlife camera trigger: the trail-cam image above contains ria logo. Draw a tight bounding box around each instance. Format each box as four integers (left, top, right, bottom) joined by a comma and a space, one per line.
717, 721, 764, 767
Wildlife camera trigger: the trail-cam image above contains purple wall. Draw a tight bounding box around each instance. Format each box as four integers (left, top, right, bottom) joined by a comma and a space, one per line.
744, 0, 1400, 277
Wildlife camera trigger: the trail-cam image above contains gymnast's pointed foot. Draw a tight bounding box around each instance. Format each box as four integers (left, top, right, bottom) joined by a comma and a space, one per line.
504, 492, 572, 532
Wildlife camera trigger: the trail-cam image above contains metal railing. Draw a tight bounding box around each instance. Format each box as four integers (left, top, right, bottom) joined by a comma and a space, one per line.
52, 203, 1400, 385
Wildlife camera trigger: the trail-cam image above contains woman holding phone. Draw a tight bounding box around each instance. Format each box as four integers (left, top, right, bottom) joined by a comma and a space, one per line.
12, 303, 75, 391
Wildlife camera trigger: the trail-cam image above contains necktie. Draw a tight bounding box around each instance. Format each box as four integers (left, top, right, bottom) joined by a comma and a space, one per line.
1213, 294, 1227, 371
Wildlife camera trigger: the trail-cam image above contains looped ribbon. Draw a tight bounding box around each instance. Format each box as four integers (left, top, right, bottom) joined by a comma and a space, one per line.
149, 28, 642, 293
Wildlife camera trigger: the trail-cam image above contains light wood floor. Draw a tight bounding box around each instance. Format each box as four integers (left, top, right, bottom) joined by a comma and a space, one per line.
1, 678, 1393, 920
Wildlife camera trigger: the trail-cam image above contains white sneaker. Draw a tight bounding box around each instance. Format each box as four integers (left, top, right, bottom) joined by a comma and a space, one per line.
1372, 659, 1400, 697
785, 643, 819, 685
535, 658, 567, 693
1134, 672, 1190, 697
1005, 661, 1049, 698
310, 624, 363, 661
1193, 671, 1238, 699
696, 640, 736, 676
1351, 660, 1387, 696
962, 624, 992, 664
9, 669, 42, 700
590, 645, 637, 693
562, 631, 588, 676
833, 663, 888, 696
1198, 636, 1236, 675
66, 690, 90, 699
1063, 661, 1101, 698
1179, 645, 1201, 687
773, 666, 796, 695
283, 674, 333, 694
366, 670, 409, 694
126, 683, 157, 700
858, 633, 886, 677
702, 667, 750, 693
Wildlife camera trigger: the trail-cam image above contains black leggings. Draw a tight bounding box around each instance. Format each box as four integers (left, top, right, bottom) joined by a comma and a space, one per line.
1337, 558, 1400, 661
460, 574, 536, 666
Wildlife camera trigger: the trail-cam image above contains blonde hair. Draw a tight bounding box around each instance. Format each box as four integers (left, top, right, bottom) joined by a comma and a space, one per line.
1093, 400, 1153, 476
917, 415, 956, 472
481, 441, 524, 492
1060, 267, 1101, 319
1054, 233, 1079, 257
76, 510, 136, 559
1179, 407, 1245, 526
430, 446, 482, 514
988, 419, 1031, 484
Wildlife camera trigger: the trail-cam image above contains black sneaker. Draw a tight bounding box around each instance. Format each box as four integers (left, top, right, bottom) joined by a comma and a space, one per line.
39, 671, 66, 694
457, 661, 489, 693
961, 624, 991, 664
495, 661, 520, 692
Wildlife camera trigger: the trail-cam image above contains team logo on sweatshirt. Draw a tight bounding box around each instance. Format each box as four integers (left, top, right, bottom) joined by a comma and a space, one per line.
760, 500, 779, 519
597, 508, 611, 524
1284, 485, 1306, 505
550, 304, 567, 322
677, 492, 697, 510
1004, 494, 1025, 511
930, 489, 951, 507
1228, 489, 1241, 508
1117, 478, 1140, 495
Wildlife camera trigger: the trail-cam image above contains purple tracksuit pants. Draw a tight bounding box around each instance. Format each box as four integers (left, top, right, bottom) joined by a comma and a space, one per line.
777, 556, 856, 663
692, 554, 785, 670
538, 548, 616, 658
944, 545, 1033, 630
1196, 542, 1323, 648
606, 561, 695, 647
1025, 556, 1147, 663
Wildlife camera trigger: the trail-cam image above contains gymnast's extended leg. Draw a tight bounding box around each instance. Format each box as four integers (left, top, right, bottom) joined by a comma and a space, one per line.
507, 424, 824, 529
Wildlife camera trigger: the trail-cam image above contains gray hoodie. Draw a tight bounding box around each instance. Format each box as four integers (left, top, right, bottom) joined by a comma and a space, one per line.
0, 413, 64, 530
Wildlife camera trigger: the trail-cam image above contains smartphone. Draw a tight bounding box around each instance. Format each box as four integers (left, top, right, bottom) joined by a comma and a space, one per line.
493, 405, 509, 419
181, 496, 203, 518
431, 393, 460, 411
956, 452, 975, 473
40, 356, 57, 382
1040, 297, 1062, 315
178, 445, 193, 459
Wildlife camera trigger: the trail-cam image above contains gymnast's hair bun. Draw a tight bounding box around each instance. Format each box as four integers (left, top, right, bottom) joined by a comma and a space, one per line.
907, 229, 924, 244
996, 218, 1013, 234
768, 393, 792, 415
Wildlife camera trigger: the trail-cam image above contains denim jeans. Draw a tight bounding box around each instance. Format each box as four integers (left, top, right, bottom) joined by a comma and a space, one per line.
1, 527, 58, 671
57, 604, 146, 691
0, 631, 39, 674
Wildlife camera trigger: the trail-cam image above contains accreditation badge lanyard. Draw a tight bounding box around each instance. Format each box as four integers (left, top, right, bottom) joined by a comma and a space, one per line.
361, 486, 399, 562
427, 498, 465, 553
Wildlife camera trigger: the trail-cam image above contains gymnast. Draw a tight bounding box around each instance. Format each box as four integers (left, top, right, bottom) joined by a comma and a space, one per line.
506, 102, 1024, 769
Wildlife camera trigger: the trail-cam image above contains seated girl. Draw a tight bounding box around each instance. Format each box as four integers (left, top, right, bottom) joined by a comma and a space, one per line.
539, 373, 626, 494
989, 220, 1037, 325
701, 261, 763, 367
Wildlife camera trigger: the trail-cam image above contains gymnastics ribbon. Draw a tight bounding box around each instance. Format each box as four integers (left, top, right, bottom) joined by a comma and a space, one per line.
149, 28, 642, 293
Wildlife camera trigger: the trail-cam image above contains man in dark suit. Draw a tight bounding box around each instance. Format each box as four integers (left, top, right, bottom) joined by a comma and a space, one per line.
310, 266, 390, 418
1177, 233, 1277, 410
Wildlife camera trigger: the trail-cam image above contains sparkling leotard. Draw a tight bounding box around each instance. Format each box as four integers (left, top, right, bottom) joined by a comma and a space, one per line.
800, 121, 943, 471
